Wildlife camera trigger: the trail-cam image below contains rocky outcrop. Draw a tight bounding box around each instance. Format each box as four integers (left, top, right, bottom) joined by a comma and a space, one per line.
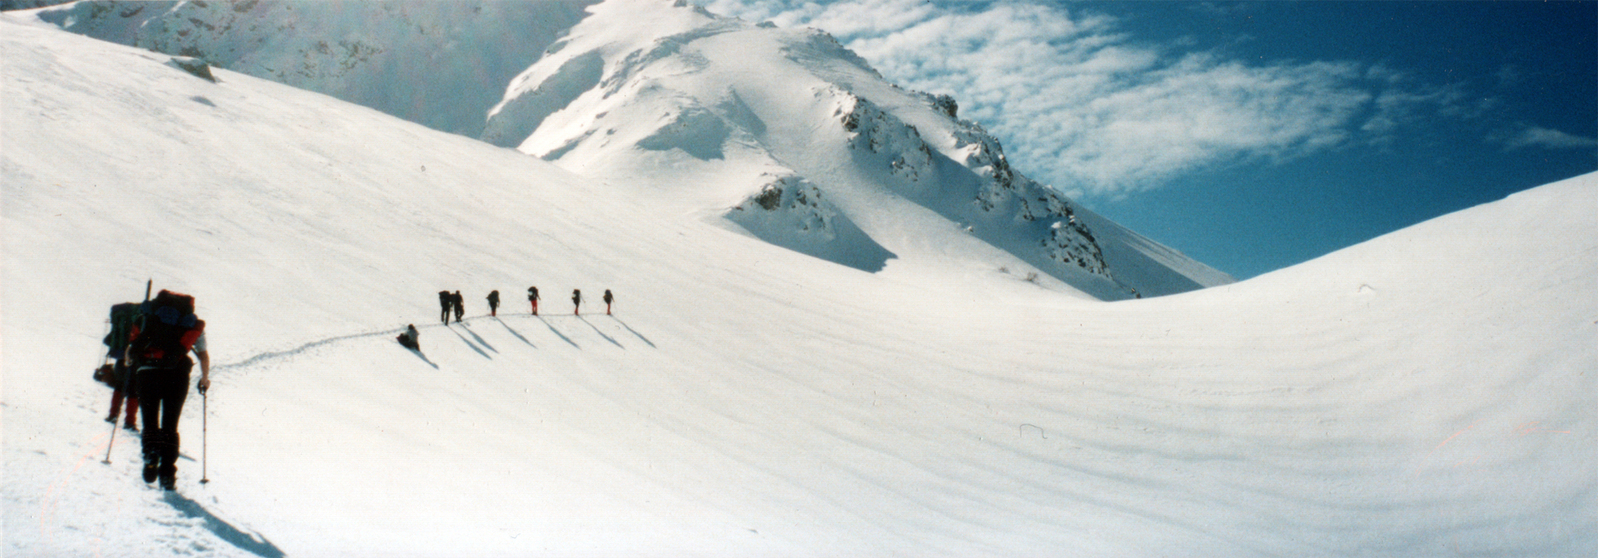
726, 175, 895, 273
837, 91, 1118, 286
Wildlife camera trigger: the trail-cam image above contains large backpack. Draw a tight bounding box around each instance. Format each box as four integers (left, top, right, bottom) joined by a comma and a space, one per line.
128, 290, 205, 369
103, 302, 141, 356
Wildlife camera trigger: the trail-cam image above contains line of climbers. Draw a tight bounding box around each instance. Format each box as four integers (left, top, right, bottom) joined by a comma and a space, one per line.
91, 285, 620, 488
398, 287, 615, 351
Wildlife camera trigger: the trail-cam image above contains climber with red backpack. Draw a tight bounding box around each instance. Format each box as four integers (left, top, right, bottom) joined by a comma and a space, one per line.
126, 289, 211, 490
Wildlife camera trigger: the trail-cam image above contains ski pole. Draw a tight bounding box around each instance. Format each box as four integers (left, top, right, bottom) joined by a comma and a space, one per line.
101, 377, 119, 464
102, 363, 138, 464
200, 391, 210, 484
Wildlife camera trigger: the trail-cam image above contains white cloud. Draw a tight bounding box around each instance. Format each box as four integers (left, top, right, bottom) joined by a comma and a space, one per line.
1362, 85, 1468, 138
1505, 126, 1598, 151
705, 0, 1419, 200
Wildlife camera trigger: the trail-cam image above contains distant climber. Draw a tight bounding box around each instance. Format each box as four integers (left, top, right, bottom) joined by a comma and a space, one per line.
528, 286, 540, 315
487, 290, 500, 317
572, 289, 582, 315
603, 289, 614, 315
452, 291, 465, 322
397, 324, 420, 351
101, 302, 141, 431
438, 291, 452, 325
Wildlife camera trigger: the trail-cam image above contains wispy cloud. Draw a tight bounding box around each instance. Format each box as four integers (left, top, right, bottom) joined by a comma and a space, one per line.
1503, 126, 1598, 151
707, 0, 1455, 200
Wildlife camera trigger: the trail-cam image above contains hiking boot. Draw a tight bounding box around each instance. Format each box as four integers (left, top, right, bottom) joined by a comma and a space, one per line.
158, 459, 178, 490
123, 423, 139, 433
142, 461, 159, 484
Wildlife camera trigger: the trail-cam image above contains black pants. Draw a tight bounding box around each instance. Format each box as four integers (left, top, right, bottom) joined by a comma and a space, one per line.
137, 364, 192, 477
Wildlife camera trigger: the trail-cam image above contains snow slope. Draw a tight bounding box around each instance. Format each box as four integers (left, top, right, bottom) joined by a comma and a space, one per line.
28, 0, 598, 138
5, 15, 1597, 558
31, 0, 1231, 300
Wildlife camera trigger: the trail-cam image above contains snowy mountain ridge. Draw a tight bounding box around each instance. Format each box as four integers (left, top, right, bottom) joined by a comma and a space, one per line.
30, 0, 1230, 300
483, 0, 1220, 298
836, 89, 1112, 278
31, 0, 596, 137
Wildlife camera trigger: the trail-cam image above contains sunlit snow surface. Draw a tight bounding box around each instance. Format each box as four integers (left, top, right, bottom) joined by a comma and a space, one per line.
31, 0, 1233, 300
4, 14, 1596, 558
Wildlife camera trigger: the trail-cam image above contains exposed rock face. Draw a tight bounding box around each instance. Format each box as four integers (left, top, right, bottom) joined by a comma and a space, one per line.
166, 56, 216, 82
726, 175, 895, 273
837, 92, 1117, 286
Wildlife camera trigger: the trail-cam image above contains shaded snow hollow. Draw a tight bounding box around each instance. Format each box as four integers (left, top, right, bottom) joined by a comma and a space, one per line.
4, 11, 1597, 558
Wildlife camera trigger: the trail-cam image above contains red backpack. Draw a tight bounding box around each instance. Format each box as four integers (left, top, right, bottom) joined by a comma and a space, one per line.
128, 290, 205, 368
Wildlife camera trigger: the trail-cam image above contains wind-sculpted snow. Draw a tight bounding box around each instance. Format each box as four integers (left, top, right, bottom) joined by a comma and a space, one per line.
636, 103, 731, 160
4, 18, 1597, 557
482, 51, 604, 149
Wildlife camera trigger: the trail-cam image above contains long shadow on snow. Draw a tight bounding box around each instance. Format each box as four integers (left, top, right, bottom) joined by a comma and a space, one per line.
405, 346, 439, 369
457, 322, 498, 353
608, 316, 656, 348
161, 491, 284, 558
448, 326, 492, 359
493, 317, 537, 349
577, 316, 623, 348
536, 316, 579, 348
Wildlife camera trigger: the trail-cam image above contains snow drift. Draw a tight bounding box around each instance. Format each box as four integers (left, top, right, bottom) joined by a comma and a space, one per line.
5, 9, 1597, 558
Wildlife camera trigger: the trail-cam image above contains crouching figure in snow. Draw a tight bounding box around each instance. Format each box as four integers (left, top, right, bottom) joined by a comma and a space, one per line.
397, 324, 421, 351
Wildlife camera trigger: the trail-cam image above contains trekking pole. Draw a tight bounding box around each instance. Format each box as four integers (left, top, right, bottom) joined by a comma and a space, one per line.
102, 366, 139, 465
104, 279, 154, 465
199, 391, 210, 484
101, 375, 120, 465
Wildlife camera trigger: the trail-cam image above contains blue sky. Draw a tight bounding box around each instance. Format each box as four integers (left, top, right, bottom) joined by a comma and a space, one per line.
711, 0, 1597, 278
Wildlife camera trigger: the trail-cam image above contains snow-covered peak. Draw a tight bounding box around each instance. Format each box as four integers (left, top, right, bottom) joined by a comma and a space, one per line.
483, 0, 1230, 298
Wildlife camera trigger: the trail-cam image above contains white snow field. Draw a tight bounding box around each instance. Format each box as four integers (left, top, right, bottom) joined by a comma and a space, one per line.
4, 12, 1597, 558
